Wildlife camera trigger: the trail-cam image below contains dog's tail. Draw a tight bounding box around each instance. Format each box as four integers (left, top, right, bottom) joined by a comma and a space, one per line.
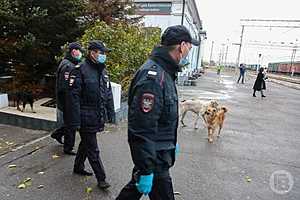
220, 106, 228, 113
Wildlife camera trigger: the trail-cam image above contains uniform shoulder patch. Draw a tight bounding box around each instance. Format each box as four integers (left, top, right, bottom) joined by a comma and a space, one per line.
69, 75, 76, 86
141, 93, 155, 113
64, 72, 70, 81
146, 69, 158, 80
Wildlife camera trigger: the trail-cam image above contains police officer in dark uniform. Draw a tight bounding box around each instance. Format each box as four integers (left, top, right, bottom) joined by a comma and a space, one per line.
51, 42, 83, 155
65, 40, 115, 189
116, 25, 200, 200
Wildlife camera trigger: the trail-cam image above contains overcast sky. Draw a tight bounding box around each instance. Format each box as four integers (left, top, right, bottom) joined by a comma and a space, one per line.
196, 0, 300, 65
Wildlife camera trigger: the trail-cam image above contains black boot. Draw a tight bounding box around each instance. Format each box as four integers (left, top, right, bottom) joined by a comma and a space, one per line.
253, 90, 256, 97
51, 130, 64, 144
64, 150, 77, 156
73, 169, 93, 176
98, 180, 111, 189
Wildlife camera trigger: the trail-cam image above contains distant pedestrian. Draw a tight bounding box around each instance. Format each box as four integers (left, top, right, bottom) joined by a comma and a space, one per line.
237, 63, 246, 84
217, 65, 222, 75
253, 67, 267, 98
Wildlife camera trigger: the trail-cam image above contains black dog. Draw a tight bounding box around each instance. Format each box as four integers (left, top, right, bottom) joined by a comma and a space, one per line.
15, 91, 36, 113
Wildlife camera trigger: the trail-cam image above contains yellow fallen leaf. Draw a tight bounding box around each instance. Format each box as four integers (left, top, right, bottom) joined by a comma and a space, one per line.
52, 155, 60, 159
86, 187, 93, 194
8, 164, 17, 169
25, 181, 32, 187
246, 176, 252, 182
18, 183, 26, 189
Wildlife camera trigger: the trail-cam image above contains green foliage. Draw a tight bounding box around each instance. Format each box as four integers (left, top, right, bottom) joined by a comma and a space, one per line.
0, 0, 85, 90
0, 0, 156, 96
81, 21, 161, 93
84, 0, 139, 25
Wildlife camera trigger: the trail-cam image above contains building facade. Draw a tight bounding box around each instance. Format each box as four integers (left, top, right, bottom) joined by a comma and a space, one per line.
133, 0, 206, 76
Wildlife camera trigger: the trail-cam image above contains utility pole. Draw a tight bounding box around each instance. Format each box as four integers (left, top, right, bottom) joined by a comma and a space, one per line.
290, 48, 296, 77
221, 44, 225, 66
224, 39, 229, 67
236, 25, 245, 73
181, 0, 186, 25
218, 47, 222, 66
209, 41, 214, 65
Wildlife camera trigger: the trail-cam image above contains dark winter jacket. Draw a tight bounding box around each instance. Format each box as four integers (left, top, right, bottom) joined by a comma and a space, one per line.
65, 57, 115, 133
253, 72, 266, 91
127, 46, 179, 175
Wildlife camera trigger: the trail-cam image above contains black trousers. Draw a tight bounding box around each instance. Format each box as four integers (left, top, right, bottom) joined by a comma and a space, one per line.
116, 150, 175, 200
51, 127, 75, 152
74, 131, 106, 182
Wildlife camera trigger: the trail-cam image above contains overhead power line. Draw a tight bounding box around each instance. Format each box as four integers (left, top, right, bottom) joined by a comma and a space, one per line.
241, 25, 300, 28
241, 19, 300, 23
245, 45, 299, 51
245, 43, 300, 49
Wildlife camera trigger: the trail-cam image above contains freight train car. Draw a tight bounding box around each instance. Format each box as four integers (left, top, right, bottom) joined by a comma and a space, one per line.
268, 62, 300, 75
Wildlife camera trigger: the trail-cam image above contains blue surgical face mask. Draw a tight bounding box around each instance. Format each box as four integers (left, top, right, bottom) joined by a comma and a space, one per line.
97, 54, 106, 63
178, 43, 190, 67
179, 57, 189, 67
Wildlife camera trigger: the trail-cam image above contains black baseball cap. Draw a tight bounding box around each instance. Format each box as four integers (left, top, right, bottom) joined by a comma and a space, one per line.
88, 40, 111, 52
68, 42, 83, 51
161, 25, 200, 46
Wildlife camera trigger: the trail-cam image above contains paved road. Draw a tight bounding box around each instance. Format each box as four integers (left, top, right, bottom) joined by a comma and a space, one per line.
0, 71, 299, 200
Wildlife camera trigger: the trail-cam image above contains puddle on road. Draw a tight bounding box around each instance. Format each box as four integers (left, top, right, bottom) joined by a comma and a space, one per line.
221, 75, 232, 78
179, 90, 232, 100
179, 75, 237, 100
219, 79, 236, 90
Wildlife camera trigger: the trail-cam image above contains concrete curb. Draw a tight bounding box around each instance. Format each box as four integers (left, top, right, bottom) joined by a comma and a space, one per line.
0, 102, 129, 131
0, 111, 57, 131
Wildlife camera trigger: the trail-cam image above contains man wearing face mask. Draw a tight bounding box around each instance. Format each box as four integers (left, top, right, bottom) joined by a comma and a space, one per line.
116, 25, 199, 200
51, 42, 83, 155
65, 40, 115, 189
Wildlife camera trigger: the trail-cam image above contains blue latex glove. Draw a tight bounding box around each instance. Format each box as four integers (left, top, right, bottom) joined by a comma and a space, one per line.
136, 173, 154, 195
175, 143, 180, 156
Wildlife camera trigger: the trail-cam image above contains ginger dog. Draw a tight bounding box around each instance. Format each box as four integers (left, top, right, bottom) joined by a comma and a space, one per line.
204, 106, 228, 143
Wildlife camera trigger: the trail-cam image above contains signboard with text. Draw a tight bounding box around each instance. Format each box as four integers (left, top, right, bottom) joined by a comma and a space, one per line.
135, 2, 172, 15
